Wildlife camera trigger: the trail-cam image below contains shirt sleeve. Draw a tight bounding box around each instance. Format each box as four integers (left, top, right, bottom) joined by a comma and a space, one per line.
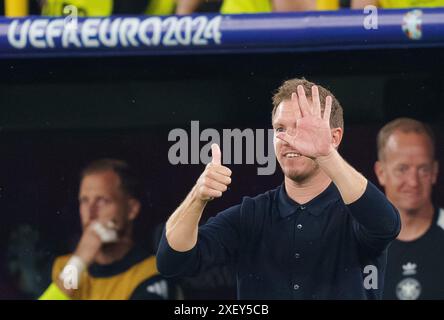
346, 181, 401, 254
156, 204, 242, 278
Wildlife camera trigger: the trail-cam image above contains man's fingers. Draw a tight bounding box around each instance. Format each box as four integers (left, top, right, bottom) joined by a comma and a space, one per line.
200, 187, 223, 199
291, 92, 302, 120
276, 132, 293, 146
277, 133, 303, 154
323, 96, 332, 122
206, 162, 232, 177
91, 222, 118, 243
312, 86, 321, 117
198, 145, 231, 201
207, 170, 232, 185
198, 175, 228, 201
211, 143, 221, 165
201, 177, 229, 193
213, 165, 232, 177
297, 85, 311, 116
198, 172, 228, 200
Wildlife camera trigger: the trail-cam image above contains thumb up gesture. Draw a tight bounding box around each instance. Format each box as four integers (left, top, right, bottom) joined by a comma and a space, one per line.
195, 144, 232, 201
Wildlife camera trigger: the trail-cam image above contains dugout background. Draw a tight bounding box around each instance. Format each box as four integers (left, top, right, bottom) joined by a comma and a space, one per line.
0, 47, 443, 299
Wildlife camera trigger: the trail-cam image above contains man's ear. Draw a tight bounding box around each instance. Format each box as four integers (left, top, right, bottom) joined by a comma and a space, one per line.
374, 161, 386, 186
331, 127, 343, 148
127, 198, 141, 221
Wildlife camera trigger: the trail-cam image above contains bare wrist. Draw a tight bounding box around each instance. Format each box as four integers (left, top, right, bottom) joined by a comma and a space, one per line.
73, 248, 95, 266
73, 253, 91, 266
315, 148, 338, 164
191, 184, 210, 207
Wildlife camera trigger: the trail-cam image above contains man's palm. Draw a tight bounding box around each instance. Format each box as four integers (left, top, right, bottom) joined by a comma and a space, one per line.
276, 85, 334, 158
292, 116, 333, 158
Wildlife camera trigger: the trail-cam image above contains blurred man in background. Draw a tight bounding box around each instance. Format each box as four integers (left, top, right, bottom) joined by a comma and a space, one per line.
39, 159, 177, 300
375, 118, 444, 300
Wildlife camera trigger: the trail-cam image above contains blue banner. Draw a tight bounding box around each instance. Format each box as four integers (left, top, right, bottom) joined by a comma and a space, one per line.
1, 8, 444, 58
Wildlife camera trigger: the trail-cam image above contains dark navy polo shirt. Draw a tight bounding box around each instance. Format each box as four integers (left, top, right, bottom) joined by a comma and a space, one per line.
157, 181, 400, 299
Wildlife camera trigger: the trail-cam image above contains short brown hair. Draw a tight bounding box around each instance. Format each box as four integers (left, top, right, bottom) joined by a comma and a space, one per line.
81, 159, 142, 200
271, 78, 344, 129
377, 117, 436, 161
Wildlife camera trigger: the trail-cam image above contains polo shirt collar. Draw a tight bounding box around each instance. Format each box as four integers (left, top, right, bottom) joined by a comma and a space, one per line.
277, 181, 340, 218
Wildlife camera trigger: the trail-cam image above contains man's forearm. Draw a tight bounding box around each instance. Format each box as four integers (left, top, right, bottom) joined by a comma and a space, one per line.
316, 149, 368, 204
166, 185, 207, 251
165, 144, 231, 252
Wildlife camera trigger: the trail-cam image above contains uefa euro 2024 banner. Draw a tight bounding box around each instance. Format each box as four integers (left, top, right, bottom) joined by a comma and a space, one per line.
0, 9, 443, 58
6, 15, 223, 50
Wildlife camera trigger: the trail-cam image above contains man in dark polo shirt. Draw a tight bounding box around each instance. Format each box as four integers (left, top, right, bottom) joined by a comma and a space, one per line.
157, 78, 401, 299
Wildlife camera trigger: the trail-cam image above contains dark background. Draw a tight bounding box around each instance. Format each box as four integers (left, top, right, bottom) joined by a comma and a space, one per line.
0, 47, 443, 299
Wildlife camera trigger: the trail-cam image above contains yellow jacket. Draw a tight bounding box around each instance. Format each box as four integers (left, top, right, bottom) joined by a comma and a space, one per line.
42, 0, 175, 16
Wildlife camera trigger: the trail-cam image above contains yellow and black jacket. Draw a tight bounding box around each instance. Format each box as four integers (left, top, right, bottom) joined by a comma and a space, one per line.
41, 246, 172, 300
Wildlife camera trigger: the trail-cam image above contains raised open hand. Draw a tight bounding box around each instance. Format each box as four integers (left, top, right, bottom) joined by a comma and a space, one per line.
276, 85, 334, 159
